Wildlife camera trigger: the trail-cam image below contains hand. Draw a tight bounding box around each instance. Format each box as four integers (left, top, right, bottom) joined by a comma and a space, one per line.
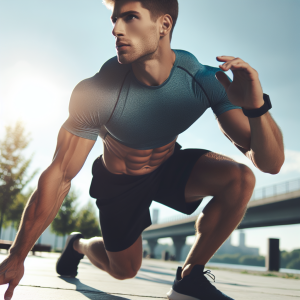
215, 56, 264, 109
0, 255, 24, 300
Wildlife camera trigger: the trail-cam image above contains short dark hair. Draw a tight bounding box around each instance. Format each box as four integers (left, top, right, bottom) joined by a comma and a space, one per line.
103, 0, 179, 40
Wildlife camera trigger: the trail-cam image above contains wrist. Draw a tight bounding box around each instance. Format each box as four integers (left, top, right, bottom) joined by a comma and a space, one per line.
242, 94, 272, 118
7, 251, 26, 263
242, 99, 264, 110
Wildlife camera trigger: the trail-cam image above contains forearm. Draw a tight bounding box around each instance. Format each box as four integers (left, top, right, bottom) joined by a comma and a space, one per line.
9, 169, 70, 261
247, 112, 284, 174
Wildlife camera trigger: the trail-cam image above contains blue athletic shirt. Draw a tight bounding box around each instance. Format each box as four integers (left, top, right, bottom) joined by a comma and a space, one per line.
63, 49, 241, 150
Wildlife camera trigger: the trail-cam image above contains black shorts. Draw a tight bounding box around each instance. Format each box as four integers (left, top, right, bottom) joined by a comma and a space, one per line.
89, 143, 209, 252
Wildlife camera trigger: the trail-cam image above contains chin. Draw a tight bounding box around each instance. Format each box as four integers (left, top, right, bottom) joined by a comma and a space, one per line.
117, 54, 135, 64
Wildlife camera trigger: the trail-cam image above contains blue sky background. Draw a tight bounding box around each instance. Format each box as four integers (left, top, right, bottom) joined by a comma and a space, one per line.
1, 0, 299, 255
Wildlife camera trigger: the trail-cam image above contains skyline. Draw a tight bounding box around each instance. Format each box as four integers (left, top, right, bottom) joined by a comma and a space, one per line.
1, 0, 300, 255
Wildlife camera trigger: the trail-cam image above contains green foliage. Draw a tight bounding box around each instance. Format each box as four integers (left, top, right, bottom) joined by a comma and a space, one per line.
211, 253, 241, 265
210, 249, 300, 270
75, 200, 101, 238
51, 191, 101, 248
281, 249, 300, 270
286, 258, 300, 270
51, 189, 78, 238
210, 253, 265, 267
239, 255, 265, 267
5, 188, 34, 230
0, 121, 38, 238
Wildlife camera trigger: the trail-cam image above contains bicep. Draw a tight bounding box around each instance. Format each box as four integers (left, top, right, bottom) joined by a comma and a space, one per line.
51, 127, 96, 181
217, 109, 251, 154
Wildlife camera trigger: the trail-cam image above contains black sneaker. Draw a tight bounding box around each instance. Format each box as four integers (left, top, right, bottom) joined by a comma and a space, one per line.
56, 232, 84, 277
167, 265, 234, 300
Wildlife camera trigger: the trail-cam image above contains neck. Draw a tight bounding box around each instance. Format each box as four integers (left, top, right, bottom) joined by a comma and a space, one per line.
131, 42, 176, 86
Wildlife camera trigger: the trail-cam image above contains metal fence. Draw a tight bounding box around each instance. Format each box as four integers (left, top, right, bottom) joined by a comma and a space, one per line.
156, 178, 300, 224
251, 178, 300, 201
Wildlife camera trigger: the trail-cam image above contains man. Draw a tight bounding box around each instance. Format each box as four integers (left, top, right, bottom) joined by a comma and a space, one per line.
0, 0, 284, 299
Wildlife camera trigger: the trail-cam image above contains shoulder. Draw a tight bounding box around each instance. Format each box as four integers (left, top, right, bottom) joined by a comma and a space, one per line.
174, 49, 221, 80
99, 56, 132, 80
174, 49, 202, 76
175, 49, 224, 91
73, 56, 131, 96
70, 56, 131, 108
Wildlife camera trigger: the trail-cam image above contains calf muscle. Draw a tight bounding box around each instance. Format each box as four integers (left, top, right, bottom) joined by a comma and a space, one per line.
75, 235, 143, 280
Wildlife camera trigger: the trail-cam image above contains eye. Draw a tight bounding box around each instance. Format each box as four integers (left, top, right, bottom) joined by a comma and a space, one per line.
125, 14, 138, 21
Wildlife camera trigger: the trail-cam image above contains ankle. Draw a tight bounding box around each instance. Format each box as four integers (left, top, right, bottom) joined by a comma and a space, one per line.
73, 238, 84, 254
181, 264, 194, 278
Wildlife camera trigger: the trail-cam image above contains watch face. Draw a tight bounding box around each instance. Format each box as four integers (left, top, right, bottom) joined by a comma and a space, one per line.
263, 93, 272, 109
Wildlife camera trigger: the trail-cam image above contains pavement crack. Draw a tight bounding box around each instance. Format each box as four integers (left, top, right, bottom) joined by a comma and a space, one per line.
109, 293, 166, 298
18, 284, 166, 298
19, 284, 100, 292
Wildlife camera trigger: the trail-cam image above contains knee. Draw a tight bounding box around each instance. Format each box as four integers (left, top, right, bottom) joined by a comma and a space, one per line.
111, 263, 140, 280
226, 163, 255, 205
239, 164, 256, 191
228, 163, 255, 188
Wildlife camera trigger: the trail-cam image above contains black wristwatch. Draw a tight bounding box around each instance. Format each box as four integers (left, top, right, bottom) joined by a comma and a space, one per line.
242, 93, 272, 118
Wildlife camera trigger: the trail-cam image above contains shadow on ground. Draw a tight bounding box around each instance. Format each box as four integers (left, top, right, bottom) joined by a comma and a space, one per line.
135, 266, 174, 285
139, 267, 175, 277
59, 277, 131, 300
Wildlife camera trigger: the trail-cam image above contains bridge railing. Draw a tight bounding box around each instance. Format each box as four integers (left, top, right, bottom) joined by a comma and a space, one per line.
250, 178, 300, 201
155, 178, 300, 225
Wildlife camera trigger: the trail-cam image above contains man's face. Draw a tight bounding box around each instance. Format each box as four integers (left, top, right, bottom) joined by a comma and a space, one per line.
111, 1, 161, 64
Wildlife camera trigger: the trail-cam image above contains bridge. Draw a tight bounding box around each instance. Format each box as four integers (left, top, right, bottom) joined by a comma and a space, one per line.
143, 178, 300, 260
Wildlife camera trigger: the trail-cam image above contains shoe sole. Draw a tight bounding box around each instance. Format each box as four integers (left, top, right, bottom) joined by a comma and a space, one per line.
167, 288, 198, 300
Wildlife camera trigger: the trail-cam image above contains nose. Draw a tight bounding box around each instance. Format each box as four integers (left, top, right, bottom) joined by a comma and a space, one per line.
112, 19, 124, 37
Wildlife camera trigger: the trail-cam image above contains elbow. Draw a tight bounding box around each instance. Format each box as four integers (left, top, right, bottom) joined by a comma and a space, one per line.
261, 166, 281, 175
263, 155, 285, 175
266, 167, 281, 175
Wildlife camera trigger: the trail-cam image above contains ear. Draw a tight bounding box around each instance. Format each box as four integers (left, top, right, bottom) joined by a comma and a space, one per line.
160, 14, 173, 38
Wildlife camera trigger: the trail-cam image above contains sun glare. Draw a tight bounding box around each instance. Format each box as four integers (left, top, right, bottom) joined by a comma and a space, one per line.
3, 61, 69, 132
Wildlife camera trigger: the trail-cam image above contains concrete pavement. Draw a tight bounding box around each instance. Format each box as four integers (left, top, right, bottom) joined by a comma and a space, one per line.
0, 252, 299, 299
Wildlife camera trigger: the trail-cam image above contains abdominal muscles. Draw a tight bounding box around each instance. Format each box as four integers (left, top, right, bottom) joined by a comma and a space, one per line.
102, 135, 177, 175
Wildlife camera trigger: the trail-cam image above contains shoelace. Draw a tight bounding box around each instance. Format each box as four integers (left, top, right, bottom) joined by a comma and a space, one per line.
203, 269, 215, 282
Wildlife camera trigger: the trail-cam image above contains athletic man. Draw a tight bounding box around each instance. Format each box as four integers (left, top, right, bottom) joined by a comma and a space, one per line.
0, 0, 284, 299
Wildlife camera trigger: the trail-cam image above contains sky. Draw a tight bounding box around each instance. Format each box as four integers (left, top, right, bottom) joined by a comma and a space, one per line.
0, 0, 300, 255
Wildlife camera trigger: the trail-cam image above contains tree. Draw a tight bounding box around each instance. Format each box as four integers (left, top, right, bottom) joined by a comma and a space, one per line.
281, 249, 300, 270
287, 257, 300, 270
0, 122, 38, 238
50, 189, 78, 247
5, 187, 34, 240
75, 200, 101, 239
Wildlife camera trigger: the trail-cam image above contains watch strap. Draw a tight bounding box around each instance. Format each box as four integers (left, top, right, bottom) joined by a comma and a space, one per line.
242, 94, 272, 118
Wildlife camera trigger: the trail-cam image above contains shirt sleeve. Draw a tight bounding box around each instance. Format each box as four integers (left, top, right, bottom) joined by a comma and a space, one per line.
194, 66, 241, 117
62, 77, 102, 141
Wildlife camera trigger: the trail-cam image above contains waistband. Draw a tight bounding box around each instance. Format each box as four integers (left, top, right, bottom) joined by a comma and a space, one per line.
92, 142, 182, 184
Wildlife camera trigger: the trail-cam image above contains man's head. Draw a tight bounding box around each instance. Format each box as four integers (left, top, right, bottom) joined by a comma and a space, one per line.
103, 0, 179, 64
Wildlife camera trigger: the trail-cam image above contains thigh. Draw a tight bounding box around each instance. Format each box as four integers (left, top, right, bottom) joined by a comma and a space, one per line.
154, 147, 209, 215
185, 152, 241, 202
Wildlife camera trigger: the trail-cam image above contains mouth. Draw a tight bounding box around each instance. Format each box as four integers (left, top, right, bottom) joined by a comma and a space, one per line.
116, 41, 130, 51
116, 45, 130, 51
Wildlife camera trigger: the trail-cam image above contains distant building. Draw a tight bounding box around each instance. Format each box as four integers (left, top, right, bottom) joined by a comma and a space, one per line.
143, 231, 259, 261
152, 209, 159, 224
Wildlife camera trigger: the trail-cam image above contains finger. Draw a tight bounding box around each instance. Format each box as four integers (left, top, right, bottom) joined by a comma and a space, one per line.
219, 58, 251, 73
4, 281, 17, 300
215, 71, 231, 90
216, 56, 236, 62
